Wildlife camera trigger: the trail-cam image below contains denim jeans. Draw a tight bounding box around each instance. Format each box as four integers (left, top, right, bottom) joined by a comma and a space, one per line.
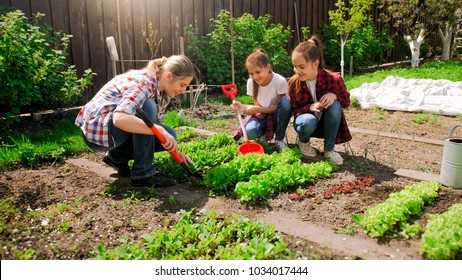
245, 95, 292, 141
293, 100, 342, 151
82, 98, 175, 179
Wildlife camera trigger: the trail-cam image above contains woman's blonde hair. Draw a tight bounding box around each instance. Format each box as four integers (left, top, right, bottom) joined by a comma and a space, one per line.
147, 55, 196, 81
246, 49, 272, 103
289, 36, 325, 95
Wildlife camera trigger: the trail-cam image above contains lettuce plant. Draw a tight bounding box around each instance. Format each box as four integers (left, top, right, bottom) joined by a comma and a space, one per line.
420, 203, 462, 260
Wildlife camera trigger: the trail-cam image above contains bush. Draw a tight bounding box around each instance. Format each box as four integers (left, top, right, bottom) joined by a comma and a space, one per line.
0, 10, 94, 127
185, 10, 292, 92
321, 21, 393, 74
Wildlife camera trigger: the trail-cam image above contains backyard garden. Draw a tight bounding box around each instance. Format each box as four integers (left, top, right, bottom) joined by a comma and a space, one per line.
1, 60, 462, 260
1, 2, 462, 261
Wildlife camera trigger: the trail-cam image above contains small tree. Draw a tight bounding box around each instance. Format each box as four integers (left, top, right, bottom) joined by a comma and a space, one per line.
426, 0, 462, 60
378, 0, 427, 68
185, 10, 292, 90
329, 0, 374, 77
0, 10, 94, 127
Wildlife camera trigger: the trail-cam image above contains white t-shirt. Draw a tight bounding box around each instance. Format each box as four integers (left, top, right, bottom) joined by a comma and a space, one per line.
306, 79, 322, 120
246, 73, 288, 107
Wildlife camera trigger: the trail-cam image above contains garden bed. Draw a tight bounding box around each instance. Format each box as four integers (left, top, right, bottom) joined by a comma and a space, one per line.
1, 104, 462, 260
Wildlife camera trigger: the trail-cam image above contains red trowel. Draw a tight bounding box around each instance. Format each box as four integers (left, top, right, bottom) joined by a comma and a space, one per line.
222, 84, 264, 155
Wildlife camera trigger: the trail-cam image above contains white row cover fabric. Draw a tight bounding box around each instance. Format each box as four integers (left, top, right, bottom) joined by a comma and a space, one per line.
349, 76, 462, 116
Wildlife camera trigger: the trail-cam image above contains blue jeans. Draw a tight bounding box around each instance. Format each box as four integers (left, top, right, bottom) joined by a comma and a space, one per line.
245, 95, 292, 141
293, 100, 342, 151
82, 99, 175, 179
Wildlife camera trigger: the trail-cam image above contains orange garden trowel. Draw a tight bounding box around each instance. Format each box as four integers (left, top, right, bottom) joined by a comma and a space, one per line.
222, 84, 264, 155
136, 108, 202, 179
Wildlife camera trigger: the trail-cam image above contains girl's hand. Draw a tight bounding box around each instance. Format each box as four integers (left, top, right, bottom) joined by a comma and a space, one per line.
309, 102, 323, 112
177, 151, 194, 165
319, 93, 337, 108
230, 101, 247, 114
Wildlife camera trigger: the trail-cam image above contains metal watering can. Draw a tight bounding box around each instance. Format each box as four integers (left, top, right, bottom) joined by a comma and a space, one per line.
440, 124, 462, 189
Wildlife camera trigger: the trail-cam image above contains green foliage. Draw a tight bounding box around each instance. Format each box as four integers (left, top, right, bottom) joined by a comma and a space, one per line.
420, 203, 462, 260
321, 22, 393, 73
162, 110, 197, 128
352, 181, 441, 238
154, 133, 238, 180
185, 10, 292, 91
92, 209, 294, 260
0, 10, 94, 127
329, 0, 374, 39
235, 160, 335, 203
203, 148, 302, 194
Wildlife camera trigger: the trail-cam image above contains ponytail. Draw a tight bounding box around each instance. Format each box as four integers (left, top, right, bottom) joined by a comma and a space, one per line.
147, 55, 196, 81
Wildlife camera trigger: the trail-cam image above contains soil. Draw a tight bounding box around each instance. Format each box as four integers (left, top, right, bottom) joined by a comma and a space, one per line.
1, 103, 462, 260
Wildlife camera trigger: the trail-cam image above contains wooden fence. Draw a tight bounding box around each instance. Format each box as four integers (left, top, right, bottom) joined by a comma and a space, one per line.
1, 0, 441, 101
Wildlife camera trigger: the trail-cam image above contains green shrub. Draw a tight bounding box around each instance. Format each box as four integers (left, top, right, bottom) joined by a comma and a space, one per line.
185, 10, 292, 92
0, 10, 94, 127
321, 21, 393, 74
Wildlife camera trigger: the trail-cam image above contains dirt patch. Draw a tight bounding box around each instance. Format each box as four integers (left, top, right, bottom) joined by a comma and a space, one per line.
1, 104, 462, 259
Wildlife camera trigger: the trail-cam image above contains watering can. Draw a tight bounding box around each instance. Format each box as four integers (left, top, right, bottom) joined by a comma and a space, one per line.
440, 124, 462, 189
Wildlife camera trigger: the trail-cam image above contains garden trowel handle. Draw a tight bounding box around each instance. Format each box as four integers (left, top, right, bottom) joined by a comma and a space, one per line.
222, 84, 237, 100
135, 108, 184, 165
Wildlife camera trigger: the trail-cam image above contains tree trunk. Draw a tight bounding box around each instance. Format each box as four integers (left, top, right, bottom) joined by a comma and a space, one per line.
404, 29, 425, 68
438, 26, 453, 61
340, 39, 346, 78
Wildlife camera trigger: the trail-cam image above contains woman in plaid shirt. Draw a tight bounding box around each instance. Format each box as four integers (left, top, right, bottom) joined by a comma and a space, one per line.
75, 55, 195, 187
288, 36, 352, 165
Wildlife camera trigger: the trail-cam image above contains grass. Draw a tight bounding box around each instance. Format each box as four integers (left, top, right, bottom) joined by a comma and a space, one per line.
344, 60, 462, 90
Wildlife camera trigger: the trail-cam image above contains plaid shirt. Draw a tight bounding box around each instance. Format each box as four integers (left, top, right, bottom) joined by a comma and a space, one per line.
288, 69, 352, 144
75, 70, 170, 147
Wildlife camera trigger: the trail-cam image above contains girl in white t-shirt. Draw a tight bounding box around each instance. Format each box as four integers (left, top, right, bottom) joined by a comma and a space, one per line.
231, 49, 292, 151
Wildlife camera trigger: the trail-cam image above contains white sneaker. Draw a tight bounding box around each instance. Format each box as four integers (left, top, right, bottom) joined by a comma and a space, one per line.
324, 151, 344, 165
275, 140, 288, 152
298, 141, 317, 157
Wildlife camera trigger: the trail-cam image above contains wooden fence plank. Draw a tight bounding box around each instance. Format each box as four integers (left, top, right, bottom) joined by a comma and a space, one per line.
158, 0, 172, 56
10, 0, 30, 16
86, 0, 107, 92
30, 0, 51, 24
68, 0, 91, 102
132, 0, 148, 68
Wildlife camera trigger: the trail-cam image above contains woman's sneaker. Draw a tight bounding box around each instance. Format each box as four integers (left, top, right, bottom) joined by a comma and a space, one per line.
298, 141, 317, 157
131, 174, 176, 188
103, 155, 131, 177
275, 140, 288, 152
324, 151, 344, 165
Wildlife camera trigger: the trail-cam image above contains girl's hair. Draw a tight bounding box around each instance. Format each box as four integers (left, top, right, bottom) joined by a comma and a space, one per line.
289, 35, 325, 94
246, 49, 272, 103
147, 55, 196, 81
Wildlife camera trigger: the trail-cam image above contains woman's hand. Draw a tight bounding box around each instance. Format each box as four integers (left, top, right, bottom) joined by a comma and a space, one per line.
319, 93, 337, 108
158, 126, 178, 151
177, 151, 194, 165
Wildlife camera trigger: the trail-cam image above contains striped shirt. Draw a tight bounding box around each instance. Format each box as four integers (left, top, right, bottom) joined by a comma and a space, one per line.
75, 69, 170, 147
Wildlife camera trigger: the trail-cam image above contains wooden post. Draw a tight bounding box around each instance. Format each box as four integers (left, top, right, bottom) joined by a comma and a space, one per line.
180, 37, 184, 55
230, 0, 235, 84
349, 56, 353, 78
